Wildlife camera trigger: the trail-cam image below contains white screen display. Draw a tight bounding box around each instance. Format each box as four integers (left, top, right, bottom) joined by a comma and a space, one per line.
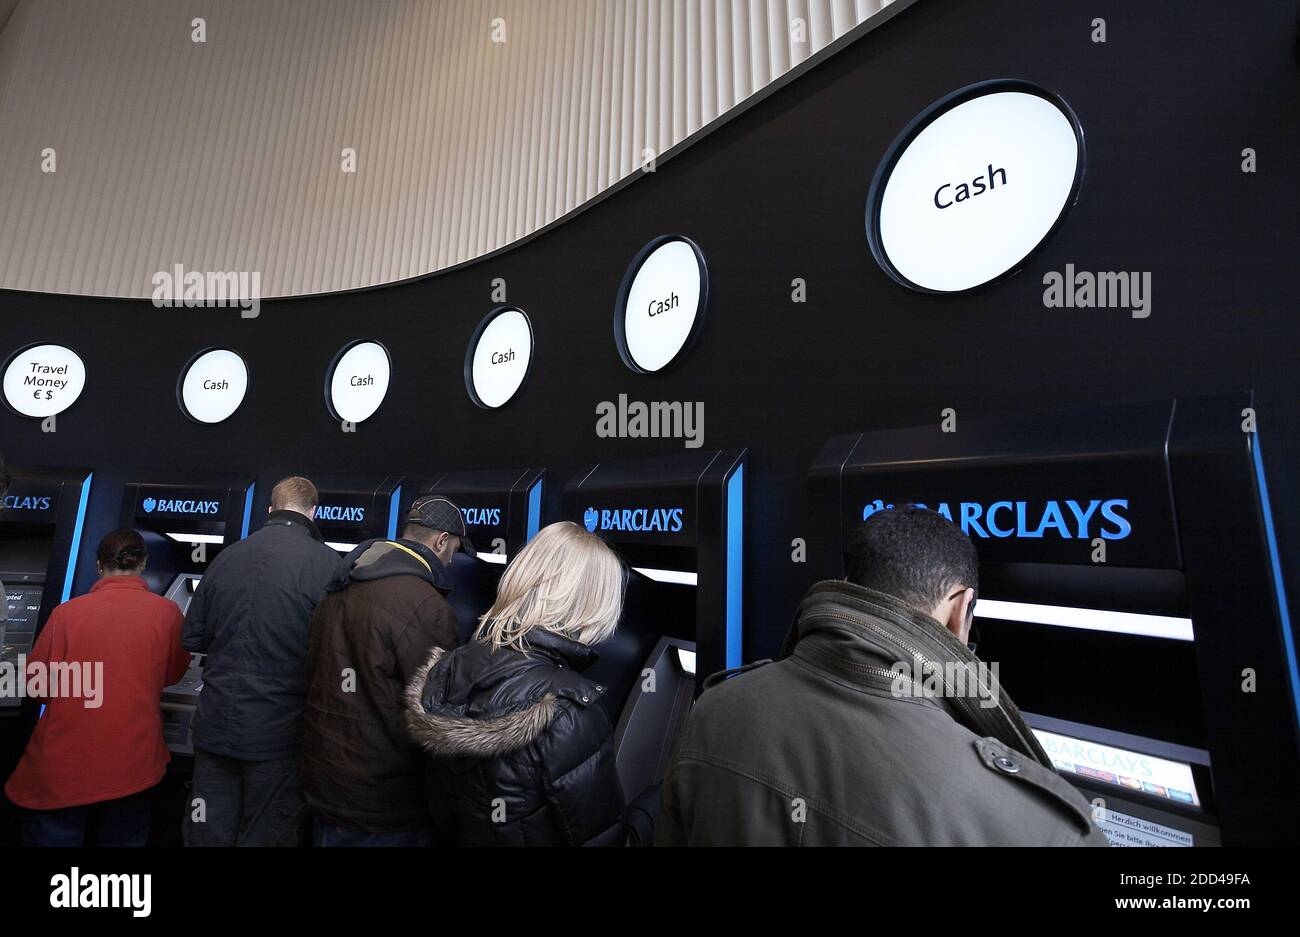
1033, 728, 1201, 808
876, 89, 1080, 292
467, 308, 533, 408
1095, 808, 1194, 847
3, 343, 86, 418
620, 238, 704, 372
179, 349, 249, 424
327, 341, 391, 423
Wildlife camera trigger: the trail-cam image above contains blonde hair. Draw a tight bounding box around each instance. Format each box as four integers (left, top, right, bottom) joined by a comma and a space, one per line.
476, 521, 625, 652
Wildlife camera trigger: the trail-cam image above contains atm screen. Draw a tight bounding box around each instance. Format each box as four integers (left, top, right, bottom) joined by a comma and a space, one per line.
1032, 727, 1201, 809
2, 581, 44, 649
2, 582, 45, 708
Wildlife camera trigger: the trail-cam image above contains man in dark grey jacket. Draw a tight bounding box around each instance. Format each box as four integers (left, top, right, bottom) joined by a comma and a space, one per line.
182, 476, 339, 846
658, 506, 1110, 847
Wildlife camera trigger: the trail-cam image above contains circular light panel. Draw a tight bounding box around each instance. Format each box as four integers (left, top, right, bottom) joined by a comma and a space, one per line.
2, 343, 87, 418
867, 81, 1084, 294
615, 236, 708, 373
326, 340, 391, 423
178, 348, 249, 424
465, 307, 534, 409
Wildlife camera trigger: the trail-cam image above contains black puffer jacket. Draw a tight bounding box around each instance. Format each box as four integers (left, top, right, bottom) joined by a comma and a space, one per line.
406, 631, 626, 846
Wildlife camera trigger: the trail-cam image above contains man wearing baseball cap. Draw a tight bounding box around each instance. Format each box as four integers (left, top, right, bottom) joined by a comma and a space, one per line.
302, 495, 473, 845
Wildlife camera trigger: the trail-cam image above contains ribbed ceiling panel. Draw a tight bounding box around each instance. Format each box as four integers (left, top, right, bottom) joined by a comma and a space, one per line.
0, 0, 893, 299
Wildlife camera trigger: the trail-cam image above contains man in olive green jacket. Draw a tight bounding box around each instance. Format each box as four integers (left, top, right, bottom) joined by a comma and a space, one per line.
658, 507, 1110, 847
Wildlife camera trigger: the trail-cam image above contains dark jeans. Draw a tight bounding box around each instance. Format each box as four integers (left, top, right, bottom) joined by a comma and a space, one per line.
312, 819, 432, 847
23, 787, 154, 847
183, 749, 303, 846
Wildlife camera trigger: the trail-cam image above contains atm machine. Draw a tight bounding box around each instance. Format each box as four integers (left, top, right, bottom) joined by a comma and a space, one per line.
407, 467, 543, 641
562, 449, 745, 802
120, 477, 254, 756
0, 465, 92, 843
0, 466, 93, 711
808, 394, 1298, 847
279, 475, 403, 555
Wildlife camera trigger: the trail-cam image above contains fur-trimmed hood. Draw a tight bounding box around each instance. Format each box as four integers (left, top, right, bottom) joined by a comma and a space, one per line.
404, 635, 605, 760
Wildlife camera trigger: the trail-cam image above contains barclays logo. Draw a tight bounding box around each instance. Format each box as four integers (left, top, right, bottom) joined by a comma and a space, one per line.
460, 507, 501, 527
317, 505, 365, 522
863, 498, 1132, 540
584, 506, 684, 534
143, 498, 220, 516
2, 495, 52, 511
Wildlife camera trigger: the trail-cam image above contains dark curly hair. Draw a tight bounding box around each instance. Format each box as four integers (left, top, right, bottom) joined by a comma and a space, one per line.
846, 506, 978, 611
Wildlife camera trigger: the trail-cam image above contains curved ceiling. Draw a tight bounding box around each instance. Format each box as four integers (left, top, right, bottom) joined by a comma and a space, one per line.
0, 0, 903, 300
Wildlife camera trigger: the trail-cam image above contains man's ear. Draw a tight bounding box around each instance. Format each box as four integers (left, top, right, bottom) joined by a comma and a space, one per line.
308, 505, 317, 520
947, 588, 976, 641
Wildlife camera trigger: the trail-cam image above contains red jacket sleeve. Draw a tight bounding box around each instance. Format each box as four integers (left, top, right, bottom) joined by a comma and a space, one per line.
163, 606, 191, 686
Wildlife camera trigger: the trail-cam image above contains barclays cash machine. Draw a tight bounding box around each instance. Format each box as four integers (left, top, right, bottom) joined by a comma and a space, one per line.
0, 465, 92, 843
407, 467, 544, 641
0, 466, 93, 710
120, 477, 254, 755
562, 449, 745, 803
808, 394, 1298, 847
282, 475, 404, 555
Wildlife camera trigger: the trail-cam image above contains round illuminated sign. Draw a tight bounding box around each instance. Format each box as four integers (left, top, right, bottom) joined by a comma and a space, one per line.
2, 343, 87, 418
325, 340, 391, 423
465, 307, 534, 409
177, 348, 249, 424
614, 236, 708, 373
867, 80, 1084, 294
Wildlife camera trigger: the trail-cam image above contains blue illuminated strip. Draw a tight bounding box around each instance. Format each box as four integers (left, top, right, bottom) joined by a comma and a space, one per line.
240, 484, 255, 539
527, 480, 542, 541
1252, 435, 1300, 730
387, 484, 402, 539
60, 472, 92, 602
724, 463, 743, 669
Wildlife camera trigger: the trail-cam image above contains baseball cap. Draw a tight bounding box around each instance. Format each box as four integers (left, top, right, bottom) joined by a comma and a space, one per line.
405, 495, 477, 556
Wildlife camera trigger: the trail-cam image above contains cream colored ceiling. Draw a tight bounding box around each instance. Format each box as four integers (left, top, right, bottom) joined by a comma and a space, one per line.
0, 0, 903, 299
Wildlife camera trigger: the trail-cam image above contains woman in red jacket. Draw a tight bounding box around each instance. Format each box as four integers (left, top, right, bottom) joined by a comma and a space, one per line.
4, 529, 190, 846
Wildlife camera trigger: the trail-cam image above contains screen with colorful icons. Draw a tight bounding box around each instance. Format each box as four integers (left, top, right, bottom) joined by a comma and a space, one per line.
1031, 728, 1201, 809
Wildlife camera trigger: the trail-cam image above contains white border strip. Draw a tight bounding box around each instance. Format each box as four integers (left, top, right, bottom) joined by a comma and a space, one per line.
976, 599, 1194, 642
166, 532, 224, 545
632, 566, 698, 586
